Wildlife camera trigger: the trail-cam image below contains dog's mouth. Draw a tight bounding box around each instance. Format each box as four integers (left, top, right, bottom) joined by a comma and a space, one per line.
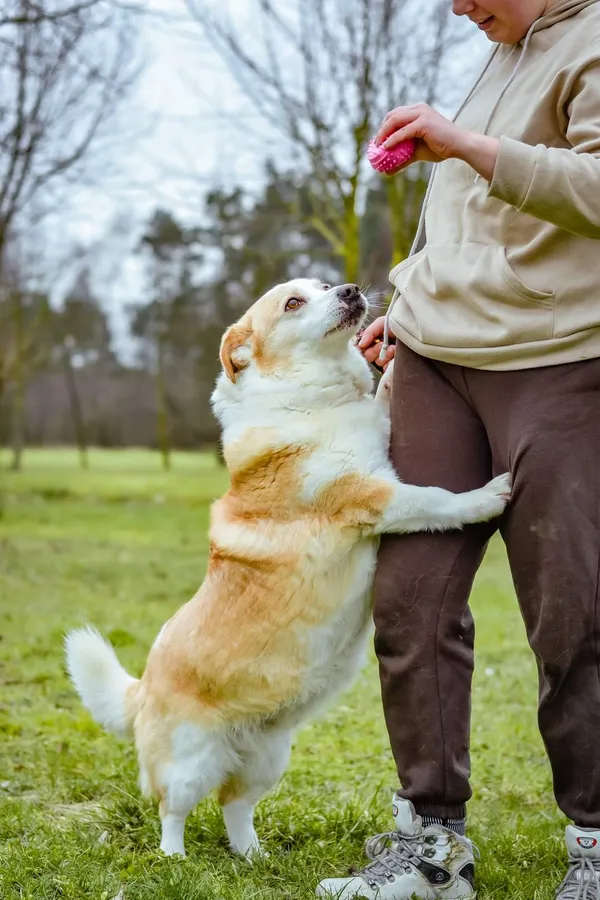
325, 297, 367, 337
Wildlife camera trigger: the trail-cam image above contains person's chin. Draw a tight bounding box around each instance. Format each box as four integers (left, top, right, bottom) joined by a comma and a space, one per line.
484, 29, 506, 43
486, 23, 523, 44
479, 20, 505, 42
482, 22, 499, 39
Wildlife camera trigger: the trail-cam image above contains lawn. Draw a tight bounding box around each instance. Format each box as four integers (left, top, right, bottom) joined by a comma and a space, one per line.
0, 448, 566, 899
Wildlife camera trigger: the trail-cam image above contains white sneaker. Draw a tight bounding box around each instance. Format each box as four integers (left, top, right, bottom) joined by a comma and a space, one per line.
556, 825, 600, 900
316, 796, 476, 900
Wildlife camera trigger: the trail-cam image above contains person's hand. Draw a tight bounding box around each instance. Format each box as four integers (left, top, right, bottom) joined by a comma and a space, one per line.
355, 316, 396, 371
375, 103, 499, 180
376, 103, 468, 164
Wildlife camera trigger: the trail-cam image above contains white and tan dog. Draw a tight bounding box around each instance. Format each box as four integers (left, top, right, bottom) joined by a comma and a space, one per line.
65, 280, 510, 859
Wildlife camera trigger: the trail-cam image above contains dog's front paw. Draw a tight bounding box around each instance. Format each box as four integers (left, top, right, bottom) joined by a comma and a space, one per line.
487, 472, 512, 500
463, 472, 512, 523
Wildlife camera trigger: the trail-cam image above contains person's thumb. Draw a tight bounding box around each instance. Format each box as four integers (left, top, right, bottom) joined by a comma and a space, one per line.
357, 316, 385, 350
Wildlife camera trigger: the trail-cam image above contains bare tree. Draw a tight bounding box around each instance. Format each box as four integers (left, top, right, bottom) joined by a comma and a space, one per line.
132, 211, 203, 472
0, 248, 53, 470
0, 0, 140, 260
0, 0, 103, 27
0, 0, 141, 466
54, 267, 114, 469
185, 0, 471, 282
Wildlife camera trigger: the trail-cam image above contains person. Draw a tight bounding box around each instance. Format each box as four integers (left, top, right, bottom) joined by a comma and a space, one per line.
316, 1, 600, 898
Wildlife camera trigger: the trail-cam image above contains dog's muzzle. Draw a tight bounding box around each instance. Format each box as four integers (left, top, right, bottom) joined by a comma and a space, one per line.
336, 284, 367, 330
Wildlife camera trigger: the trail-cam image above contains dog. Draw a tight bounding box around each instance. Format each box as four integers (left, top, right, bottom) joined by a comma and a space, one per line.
65, 280, 510, 859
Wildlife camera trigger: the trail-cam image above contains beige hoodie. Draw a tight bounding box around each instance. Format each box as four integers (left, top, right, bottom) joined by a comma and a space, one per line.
388, 0, 600, 370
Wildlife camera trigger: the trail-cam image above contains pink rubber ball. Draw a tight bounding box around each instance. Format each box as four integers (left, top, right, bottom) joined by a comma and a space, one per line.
367, 137, 416, 174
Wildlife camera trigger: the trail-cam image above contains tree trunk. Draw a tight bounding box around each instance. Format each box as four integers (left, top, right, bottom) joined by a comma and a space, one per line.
10, 376, 25, 472
62, 346, 88, 470
0, 376, 6, 519
386, 174, 407, 266
0, 466, 5, 520
343, 192, 360, 285
9, 296, 25, 473
155, 343, 171, 471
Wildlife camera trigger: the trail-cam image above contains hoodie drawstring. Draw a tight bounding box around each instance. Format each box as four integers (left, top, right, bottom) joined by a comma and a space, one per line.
378, 19, 538, 363
480, 20, 537, 135
380, 287, 400, 360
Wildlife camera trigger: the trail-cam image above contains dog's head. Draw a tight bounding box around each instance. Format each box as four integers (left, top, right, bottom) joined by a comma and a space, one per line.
219, 279, 368, 383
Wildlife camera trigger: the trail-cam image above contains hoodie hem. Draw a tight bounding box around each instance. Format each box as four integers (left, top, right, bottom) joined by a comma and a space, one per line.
389, 317, 600, 371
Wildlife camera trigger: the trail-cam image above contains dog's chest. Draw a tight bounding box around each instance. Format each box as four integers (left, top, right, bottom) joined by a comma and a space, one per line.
301, 412, 389, 496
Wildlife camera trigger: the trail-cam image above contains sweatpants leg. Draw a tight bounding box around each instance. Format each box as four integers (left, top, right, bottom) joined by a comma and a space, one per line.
373, 345, 497, 820
466, 358, 600, 827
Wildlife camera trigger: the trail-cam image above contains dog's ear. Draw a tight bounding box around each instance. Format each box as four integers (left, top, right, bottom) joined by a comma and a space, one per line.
220, 323, 252, 383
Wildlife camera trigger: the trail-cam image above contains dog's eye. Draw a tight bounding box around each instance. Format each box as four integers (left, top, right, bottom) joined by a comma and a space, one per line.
285, 297, 305, 311
322, 283, 331, 290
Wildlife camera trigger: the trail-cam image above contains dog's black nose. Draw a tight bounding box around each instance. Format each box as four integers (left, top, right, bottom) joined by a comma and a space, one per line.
338, 284, 361, 303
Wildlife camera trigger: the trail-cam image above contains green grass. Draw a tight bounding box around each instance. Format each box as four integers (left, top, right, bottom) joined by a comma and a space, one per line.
0, 449, 567, 899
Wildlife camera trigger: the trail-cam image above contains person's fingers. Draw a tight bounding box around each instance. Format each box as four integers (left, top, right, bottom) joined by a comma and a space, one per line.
363, 343, 383, 364
373, 344, 396, 368
365, 341, 396, 366
383, 117, 423, 150
381, 345, 396, 370
357, 316, 385, 349
376, 106, 419, 144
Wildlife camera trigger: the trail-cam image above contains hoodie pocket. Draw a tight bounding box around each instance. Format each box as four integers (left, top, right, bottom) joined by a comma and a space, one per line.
393, 242, 555, 348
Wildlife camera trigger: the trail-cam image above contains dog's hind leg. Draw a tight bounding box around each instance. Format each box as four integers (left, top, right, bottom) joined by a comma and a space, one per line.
219, 727, 293, 858
153, 724, 236, 857
159, 804, 191, 857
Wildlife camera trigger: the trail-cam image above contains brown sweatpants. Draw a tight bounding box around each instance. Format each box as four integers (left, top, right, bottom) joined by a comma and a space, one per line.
374, 343, 600, 827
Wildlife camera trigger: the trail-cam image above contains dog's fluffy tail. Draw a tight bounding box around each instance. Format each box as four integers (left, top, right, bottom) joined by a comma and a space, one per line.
65, 627, 140, 737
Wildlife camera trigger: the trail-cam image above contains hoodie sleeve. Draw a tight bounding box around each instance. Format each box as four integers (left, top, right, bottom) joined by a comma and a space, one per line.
488, 59, 600, 238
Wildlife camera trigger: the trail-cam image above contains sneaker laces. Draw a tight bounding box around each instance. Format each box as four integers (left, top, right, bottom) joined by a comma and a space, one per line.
349, 831, 426, 889
559, 859, 600, 900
